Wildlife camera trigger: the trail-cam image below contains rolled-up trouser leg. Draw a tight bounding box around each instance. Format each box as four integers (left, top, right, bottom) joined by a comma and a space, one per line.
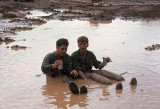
84, 72, 112, 85
94, 70, 124, 81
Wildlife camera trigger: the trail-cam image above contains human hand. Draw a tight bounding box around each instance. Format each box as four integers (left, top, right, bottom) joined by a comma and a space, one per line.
102, 57, 112, 65
52, 60, 63, 69
57, 60, 63, 70
70, 70, 78, 78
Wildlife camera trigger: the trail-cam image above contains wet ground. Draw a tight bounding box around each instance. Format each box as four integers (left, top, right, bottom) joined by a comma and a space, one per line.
1, 15, 160, 109
0, 0, 160, 109
0, 0, 160, 39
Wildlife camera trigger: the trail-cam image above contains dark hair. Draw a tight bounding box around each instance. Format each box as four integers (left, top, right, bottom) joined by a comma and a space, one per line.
56, 38, 69, 47
77, 36, 88, 43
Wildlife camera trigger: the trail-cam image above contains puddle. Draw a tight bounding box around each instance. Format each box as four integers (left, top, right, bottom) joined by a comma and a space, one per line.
27, 10, 52, 18
0, 10, 49, 41
0, 18, 160, 109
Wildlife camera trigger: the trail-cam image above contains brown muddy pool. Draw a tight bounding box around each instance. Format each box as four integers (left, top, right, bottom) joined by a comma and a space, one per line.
0, 18, 160, 109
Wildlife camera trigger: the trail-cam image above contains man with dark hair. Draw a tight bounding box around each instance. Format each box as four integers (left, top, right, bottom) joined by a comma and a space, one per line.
71, 36, 124, 85
41, 38, 87, 94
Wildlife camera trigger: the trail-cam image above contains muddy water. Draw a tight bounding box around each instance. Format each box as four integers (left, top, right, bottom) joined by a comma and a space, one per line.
0, 18, 160, 109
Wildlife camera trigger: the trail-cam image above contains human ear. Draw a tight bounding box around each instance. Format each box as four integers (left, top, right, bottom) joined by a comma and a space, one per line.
56, 46, 59, 50
87, 43, 89, 47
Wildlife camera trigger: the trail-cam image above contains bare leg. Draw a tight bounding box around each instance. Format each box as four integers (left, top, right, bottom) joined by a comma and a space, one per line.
94, 70, 125, 81
84, 72, 112, 85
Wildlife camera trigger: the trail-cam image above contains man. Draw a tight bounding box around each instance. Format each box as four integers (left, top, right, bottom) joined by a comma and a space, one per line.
41, 38, 87, 94
71, 36, 124, 85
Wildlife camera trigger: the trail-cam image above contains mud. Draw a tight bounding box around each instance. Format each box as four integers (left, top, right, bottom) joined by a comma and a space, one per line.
10, 44, 30, 50
1, 8, 160, 108
10, 27, 33, 32
1, 0, 160, 19
145, 44, 160, 51
0, 37, 15, 44
0, 0, 160, 44
1, 0, 160, 20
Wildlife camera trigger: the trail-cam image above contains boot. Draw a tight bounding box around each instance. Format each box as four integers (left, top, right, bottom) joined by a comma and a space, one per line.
116, 83, 123, 89
130, 77, 137, 85
69, 81, 79, 94
80, 85, 88, 94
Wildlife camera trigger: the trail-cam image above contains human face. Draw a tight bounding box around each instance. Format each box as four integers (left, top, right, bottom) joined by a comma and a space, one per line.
56, 45, 68, 57
78, 42, 88, 53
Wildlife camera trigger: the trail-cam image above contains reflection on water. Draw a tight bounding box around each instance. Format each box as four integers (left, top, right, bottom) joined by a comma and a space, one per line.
89, 20, 112, 26
115, 89, 122, 95
0, 18, 160, 109
130, 85, 137, 93
41, 76, 88, 109
27, 10, 52, 18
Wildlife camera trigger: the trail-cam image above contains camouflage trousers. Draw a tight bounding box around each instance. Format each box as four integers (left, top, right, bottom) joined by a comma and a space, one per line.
84, 70, 124, 85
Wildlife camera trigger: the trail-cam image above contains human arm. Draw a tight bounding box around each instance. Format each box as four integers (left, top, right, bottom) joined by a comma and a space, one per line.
92, 52, 102, 69
41, 53, 56, 77
98, 57, 112, 69
70, 70, 78, 78
71, 51, 87, 79
63, 54, 77, 76
52, 60, 62, 69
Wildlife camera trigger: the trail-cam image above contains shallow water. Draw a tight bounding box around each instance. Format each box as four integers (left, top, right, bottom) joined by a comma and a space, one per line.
0, 18, 160, 109
27, 10, 52, 18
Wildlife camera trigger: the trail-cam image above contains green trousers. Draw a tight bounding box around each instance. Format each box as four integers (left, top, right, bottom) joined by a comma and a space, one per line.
84, 70, 124, 85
